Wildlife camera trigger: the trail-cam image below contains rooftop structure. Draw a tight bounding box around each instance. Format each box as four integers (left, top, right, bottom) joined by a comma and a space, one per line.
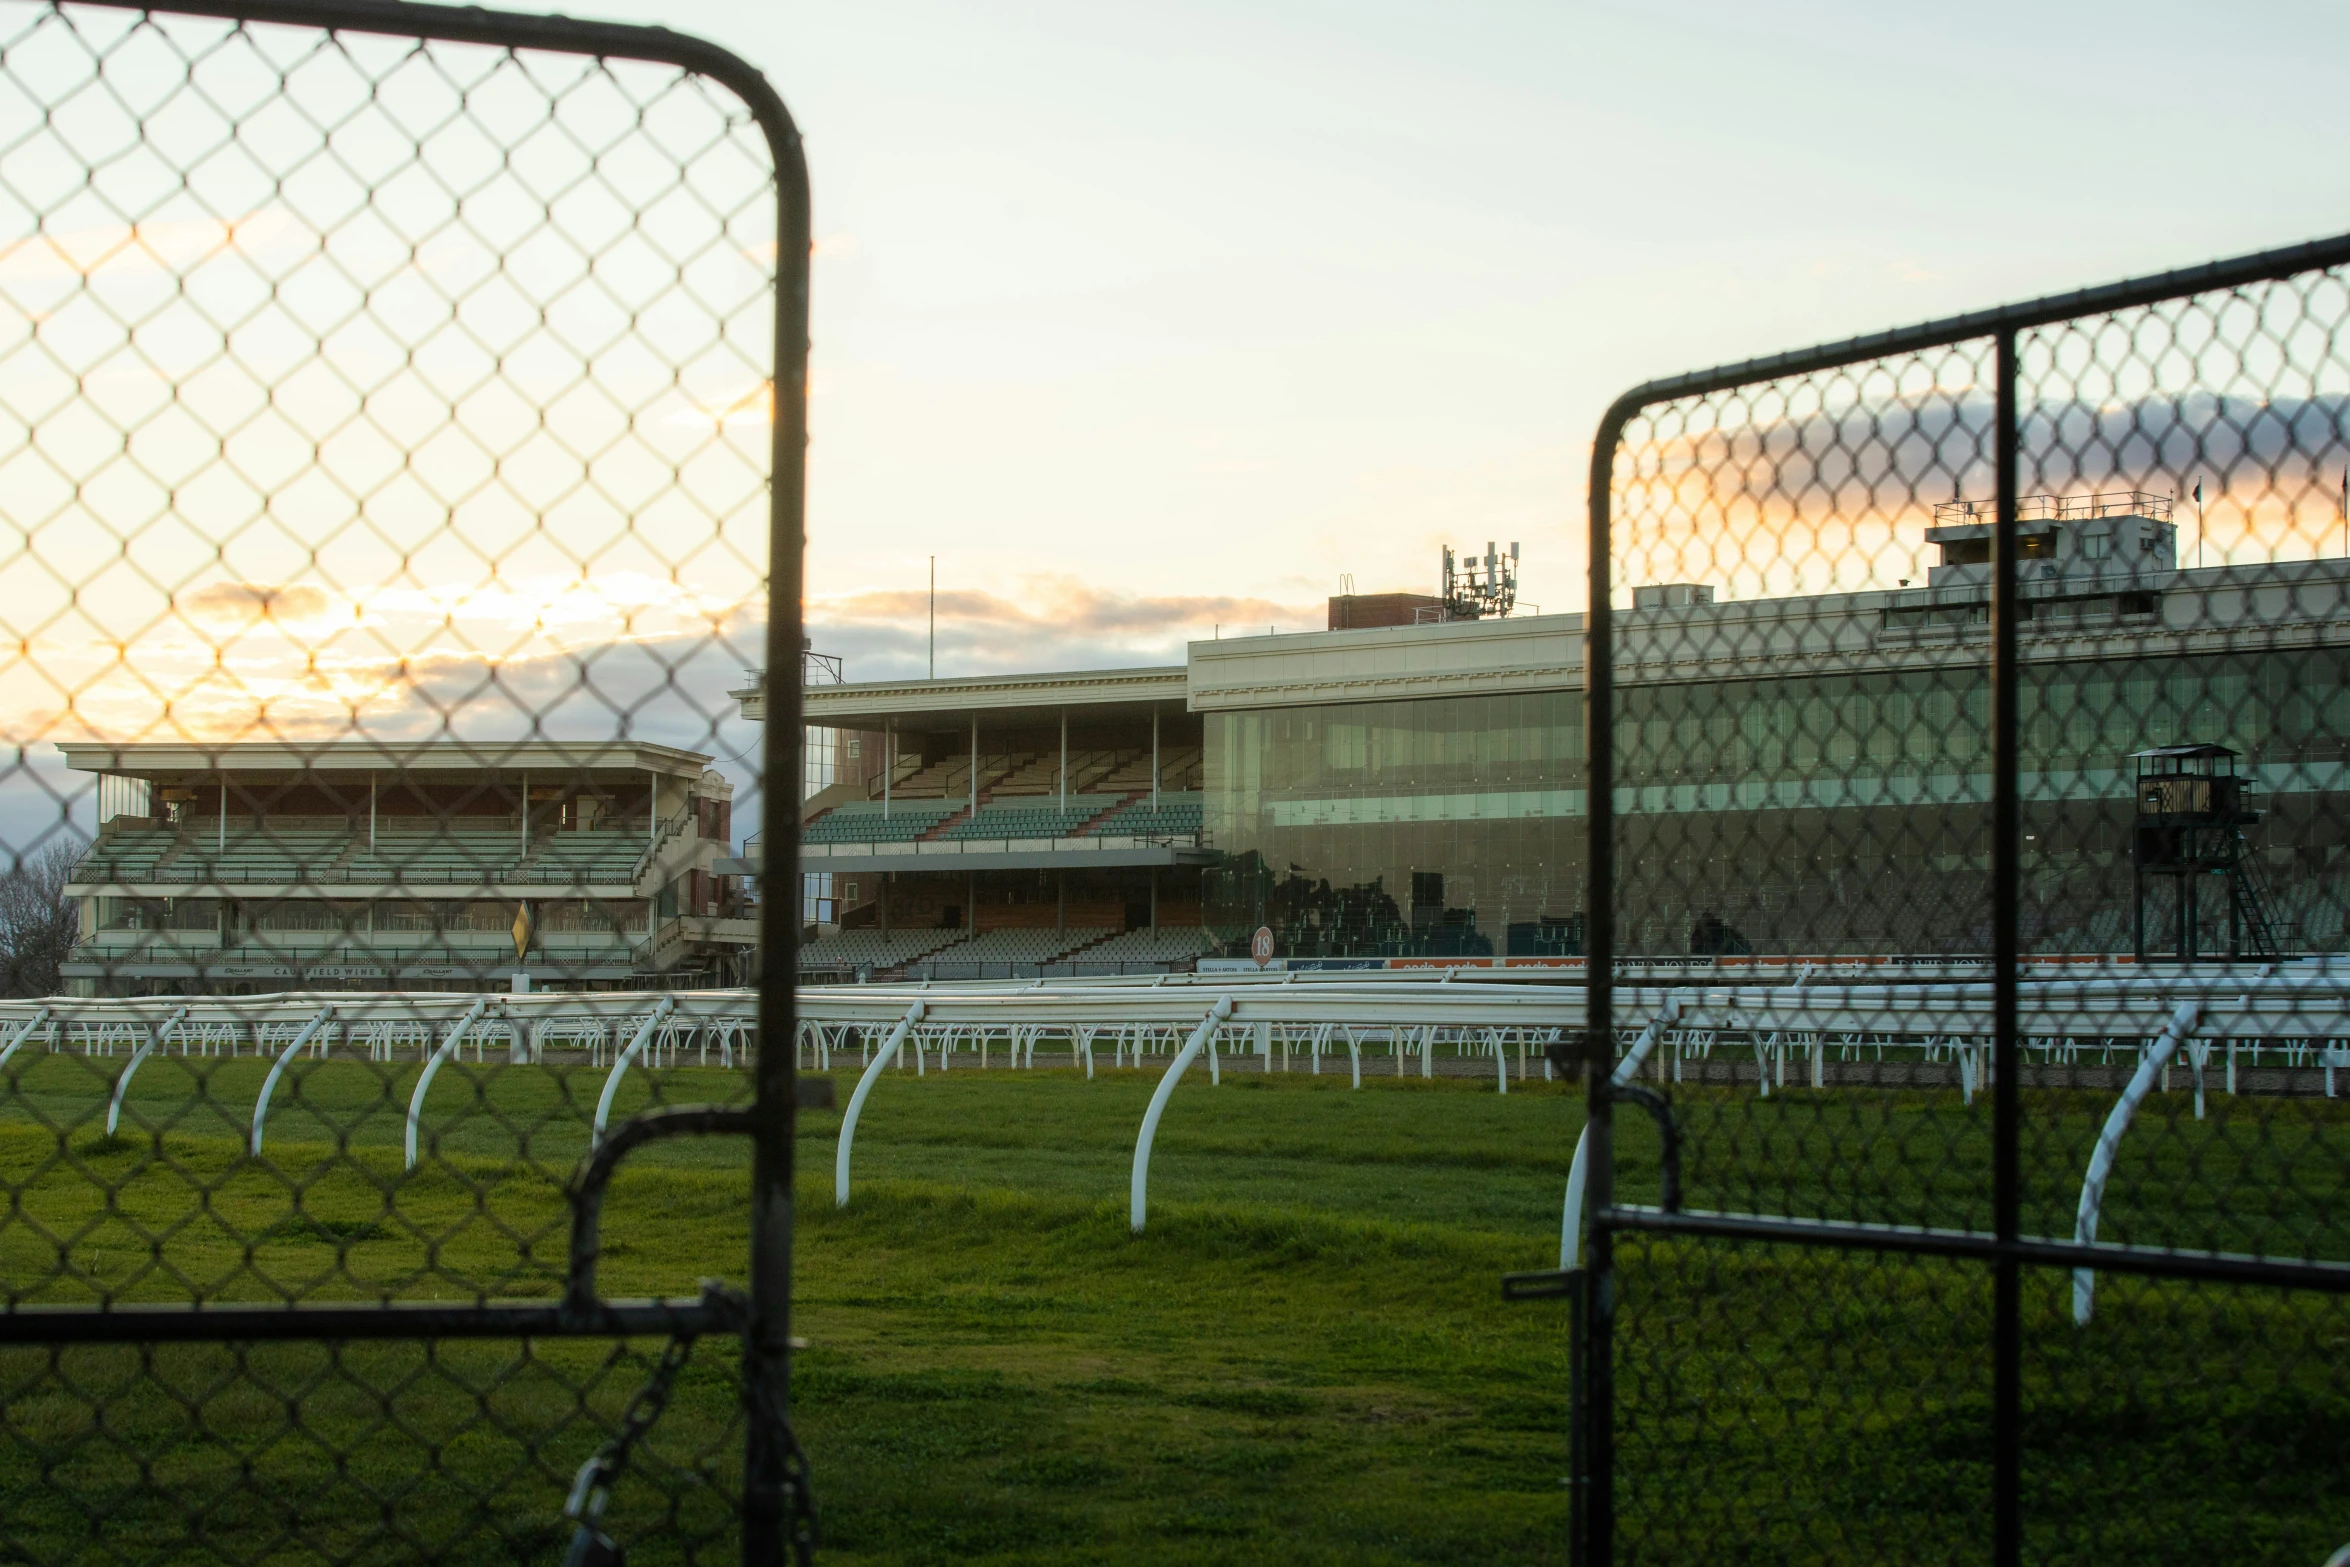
58, 740, 752, 995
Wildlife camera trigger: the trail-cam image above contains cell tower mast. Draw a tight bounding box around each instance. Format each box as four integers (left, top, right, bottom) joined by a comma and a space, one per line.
1441, 540, 1519, 620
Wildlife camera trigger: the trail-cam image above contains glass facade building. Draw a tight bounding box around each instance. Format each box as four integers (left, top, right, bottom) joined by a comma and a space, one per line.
1204, 648, 2350, 959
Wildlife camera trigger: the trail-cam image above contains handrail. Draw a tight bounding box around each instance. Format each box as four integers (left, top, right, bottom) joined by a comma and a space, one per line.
1561, 998, 1683, 1269
2070, 1000, 2202, 1325
402, 998, 493, 1170
833, 1000, 924, 1206
590, 997, 679, 1147
0, 1008, 50, 1073
248, 1006, 338, 1155
104, 1006, 191, 1137
1128, 995, 1233, 1233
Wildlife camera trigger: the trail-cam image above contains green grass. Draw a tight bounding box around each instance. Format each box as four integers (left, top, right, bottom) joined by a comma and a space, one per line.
1, 1047, 2346, 1564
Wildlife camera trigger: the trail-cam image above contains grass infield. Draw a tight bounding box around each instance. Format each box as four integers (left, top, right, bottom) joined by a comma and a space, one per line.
0, 1047, 2344, 1563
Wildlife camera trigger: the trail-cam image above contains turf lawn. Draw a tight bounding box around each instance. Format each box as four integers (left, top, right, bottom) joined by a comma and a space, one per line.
0, 1044, 2344, 1564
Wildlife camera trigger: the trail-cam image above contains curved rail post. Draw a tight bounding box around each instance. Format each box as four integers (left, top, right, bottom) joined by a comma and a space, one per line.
1493, 1026, 1507, 1095
104, 1006, 189, 1137
1560, 998, 1683, 1269
247, 1005, 338, 1155
590, 997, 679, 1148
402, 998, 493, 1171
834, 999, 925, 1207
1129, 995, 1234, 1233
2071, 999, 2201, 1326
0, 1007, 51, 1075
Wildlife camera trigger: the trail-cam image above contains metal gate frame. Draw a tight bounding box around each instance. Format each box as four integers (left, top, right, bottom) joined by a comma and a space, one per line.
0, 0, 815, 1560
1578, 230, 2350, 1565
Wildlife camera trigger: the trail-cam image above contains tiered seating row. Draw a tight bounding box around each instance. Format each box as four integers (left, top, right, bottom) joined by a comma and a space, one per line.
798, 928, 962, 970
1074, 925, 1217, 963
942, 795, 1125, 841
803, 801, 958, 844
918, 927, 1115, 966
74, 830, 180, 881
524, 830, 647, 884
1090, 793, 1205, 838
76, 825, 655, 885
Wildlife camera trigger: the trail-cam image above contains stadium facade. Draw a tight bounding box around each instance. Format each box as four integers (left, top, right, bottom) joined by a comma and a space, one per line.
785, 495, 2350, 976
58, 741, 755, 996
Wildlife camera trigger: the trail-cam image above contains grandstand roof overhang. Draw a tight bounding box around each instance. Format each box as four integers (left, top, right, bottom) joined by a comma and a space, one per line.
801, 666, 1188, 731
55, 740, 718, 783
1187, 611, 1587, 712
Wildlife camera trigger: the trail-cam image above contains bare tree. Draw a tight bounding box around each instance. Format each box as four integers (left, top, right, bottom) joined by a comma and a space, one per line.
0, 840, 83, 998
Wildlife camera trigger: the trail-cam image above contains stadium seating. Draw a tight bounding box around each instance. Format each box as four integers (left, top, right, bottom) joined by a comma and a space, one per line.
72, 827, 180, 882
170, 826, 352, 884
803, 801, 959, 844
917, 927, 1113, 967
524, 830, 646, 885
1089, 747, 1203, 795
346, 822, 524, 885
1071, 925, 1217, 964
881, 752, 1031, 800
798, 928, 963, 971
1087, 792, 1204, 838
940, 795, 1125, 841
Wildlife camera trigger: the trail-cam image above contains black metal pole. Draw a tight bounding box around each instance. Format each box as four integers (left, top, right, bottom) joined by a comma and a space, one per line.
1989, 327, 2022, 1567
748, 97, 817, 1567
1583, 396, 1636, 1567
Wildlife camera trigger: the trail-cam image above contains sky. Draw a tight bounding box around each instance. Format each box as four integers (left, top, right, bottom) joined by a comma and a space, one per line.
566, 0, 2350, 680
9, 0, 2350, 848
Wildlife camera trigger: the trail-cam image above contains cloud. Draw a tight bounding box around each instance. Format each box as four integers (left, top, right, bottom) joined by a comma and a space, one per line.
180, 581, 344, 629
806, 574, 1324, 681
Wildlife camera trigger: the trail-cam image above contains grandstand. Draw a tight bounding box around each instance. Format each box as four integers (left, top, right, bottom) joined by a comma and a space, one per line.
744, 667, 1214, 977
57, 741, 754, 995
754, 494, 2350, 973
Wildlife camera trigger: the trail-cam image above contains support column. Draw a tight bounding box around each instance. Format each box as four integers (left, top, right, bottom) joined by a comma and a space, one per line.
880, 874, 889, 936
884, 718, 893, 819
1057, 869, 1066, 935
971, 715, 980, 821
369, 774, 377, 849
966, 870, 976, 934
520, 770, 530, 859
1059, 709, 1068, 816
1151, 708, 1161, 810
1150, 865, 1159, 930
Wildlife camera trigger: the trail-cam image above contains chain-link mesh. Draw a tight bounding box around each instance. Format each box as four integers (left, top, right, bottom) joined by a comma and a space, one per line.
0, 2, 802, 1561
1588, 247, 2350, 1560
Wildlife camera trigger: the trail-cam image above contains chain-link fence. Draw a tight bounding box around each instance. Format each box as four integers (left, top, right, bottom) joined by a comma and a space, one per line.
0, 1, 813, 1561
1577, 237, 2350, 1561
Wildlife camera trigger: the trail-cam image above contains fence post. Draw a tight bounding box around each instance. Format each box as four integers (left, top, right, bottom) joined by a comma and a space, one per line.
1990, 323, 2023, 1567
1583, 390, 1636, 1567
745, 69, 818, 1566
